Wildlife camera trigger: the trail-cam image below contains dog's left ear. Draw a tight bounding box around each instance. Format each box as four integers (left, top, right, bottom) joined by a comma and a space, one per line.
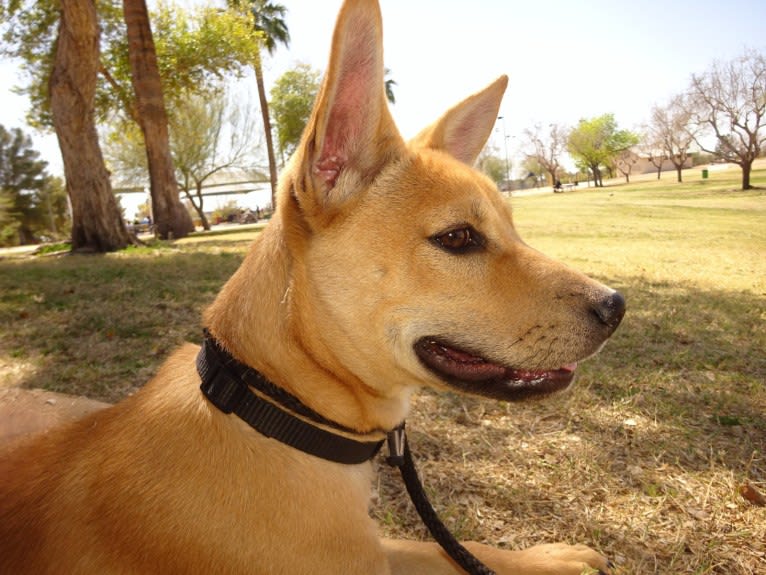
298, 0, 404, 209
411, 75, 508, 166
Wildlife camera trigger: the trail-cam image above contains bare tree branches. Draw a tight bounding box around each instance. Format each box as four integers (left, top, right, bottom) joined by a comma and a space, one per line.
686, 49, 766, 189
522, 123, 568, 186
646, 94, 698, 183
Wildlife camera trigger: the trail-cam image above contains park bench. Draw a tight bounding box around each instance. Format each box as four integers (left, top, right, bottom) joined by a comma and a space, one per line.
553, 183, 577, 193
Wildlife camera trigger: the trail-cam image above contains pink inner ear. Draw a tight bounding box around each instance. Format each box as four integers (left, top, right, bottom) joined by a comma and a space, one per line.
314, 154, 344, 187
444, 122, 476, 165
315, 13, 379, 189
444, 98, 499, 165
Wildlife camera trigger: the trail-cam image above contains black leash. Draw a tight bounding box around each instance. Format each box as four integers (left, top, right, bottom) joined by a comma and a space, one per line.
385, 425, 496, 575
197, 332, 494, 575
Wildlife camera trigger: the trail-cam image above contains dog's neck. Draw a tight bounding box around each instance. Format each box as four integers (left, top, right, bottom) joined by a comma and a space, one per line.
203, 206, 411, 435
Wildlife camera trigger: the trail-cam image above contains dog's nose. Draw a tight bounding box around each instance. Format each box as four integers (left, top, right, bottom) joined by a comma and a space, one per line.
592, 290, 626, 333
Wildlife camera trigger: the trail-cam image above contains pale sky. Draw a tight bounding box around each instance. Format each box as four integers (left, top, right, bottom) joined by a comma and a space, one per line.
1, 0, 764, 176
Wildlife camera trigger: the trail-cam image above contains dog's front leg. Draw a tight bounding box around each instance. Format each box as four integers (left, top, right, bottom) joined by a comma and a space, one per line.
382, 538, 611, 575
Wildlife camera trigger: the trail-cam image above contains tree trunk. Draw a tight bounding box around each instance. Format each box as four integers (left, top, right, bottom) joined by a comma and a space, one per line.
49, 0, 132, 253
656, 167, 661, 180
254, 51, 279, 211
123, 0, 194, 240
591, 165, 603, 187
676, 167, 683, 183
741, 160, 752, 190
191, 184, 211, 231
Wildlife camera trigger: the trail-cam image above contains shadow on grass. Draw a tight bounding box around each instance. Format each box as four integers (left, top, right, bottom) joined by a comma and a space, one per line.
0, 249, 243, 401
581, 275, 766, 472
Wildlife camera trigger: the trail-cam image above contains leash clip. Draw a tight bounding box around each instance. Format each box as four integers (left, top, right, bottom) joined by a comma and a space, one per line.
385, 424, 406, 467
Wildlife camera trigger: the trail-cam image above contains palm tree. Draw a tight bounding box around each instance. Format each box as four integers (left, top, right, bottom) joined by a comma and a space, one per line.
230, 0, 290, 211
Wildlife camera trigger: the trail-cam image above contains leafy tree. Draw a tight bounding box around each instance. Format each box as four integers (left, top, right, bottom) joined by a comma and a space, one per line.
2, 1, 262, 129
0, 188, 14, 243
2, 0, 262, 244
50, 0, 133, 252
2, 0, 132, 251
478, 153, 507, 188
107, 90, 264, 230
0, 125, 69, 245
269, 63, 321, 160
686, 48, 766, 190
229, 0, 290, 211
567, 114, 639, 187
521, 156, 545, 188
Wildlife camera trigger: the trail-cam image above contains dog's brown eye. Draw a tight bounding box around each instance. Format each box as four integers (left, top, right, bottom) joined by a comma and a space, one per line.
432, 226, 484, 253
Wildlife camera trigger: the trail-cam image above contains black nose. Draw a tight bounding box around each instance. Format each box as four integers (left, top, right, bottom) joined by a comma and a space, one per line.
592, 290, 626, 333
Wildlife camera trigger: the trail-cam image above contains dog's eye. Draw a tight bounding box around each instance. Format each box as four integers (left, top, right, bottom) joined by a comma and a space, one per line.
432, 226, 484, 253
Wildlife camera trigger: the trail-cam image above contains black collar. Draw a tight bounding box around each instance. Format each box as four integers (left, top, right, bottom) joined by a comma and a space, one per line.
197, 332, 387, 465
196, 331, 493, 574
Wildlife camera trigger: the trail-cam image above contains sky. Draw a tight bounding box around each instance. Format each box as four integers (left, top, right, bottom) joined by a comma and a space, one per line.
1, 0, 764, 178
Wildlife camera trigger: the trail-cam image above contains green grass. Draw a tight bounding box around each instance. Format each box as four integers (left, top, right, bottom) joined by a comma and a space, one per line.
0, 163, 764, 573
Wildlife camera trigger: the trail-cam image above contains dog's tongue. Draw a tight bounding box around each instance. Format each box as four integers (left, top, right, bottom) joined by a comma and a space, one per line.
427, 341, 506, 381
421, 340, 576, 383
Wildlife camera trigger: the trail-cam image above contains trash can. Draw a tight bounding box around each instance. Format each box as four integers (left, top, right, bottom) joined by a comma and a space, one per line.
702, 169, 709, 179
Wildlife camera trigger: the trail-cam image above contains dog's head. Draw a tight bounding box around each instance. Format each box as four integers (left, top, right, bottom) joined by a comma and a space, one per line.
278, 0, 624, 405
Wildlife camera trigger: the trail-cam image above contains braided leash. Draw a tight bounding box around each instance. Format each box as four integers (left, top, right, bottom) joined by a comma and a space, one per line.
386, 425, 495, 575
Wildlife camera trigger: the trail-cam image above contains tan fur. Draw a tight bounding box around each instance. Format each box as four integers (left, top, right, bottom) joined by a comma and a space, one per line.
0, 1, 623, 573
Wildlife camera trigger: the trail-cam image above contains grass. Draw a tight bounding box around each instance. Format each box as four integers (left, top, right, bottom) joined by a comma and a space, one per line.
1, 163, 764, 573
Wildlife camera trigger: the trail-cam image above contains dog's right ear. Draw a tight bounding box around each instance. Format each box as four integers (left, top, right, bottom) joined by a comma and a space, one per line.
295, 0, 403, 212
410, 76, 508, 166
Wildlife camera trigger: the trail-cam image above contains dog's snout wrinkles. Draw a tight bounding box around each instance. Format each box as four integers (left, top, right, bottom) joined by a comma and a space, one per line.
592, 291, 626, 333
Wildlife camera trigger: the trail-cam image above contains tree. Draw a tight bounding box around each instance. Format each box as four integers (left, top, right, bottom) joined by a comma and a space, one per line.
0, 129, 69, 245
229, 0, 290, 212
2, 0, 261, 243
647, 94, 697, 183
567, 114, 639, 187
478, 152, 507, 188
522, 123, 568, 186
644, 148, 666, 180
269, 63, 322, 161
106, 90, 265, 230
2, 1, 261, 129
0, 125, 48, 244
49, 0, 132, 252
686, 48, 766, 190
614, 149, 638, 183
0, 188, 13, 243
123, 0, 194, 240
173, 93, 264, 228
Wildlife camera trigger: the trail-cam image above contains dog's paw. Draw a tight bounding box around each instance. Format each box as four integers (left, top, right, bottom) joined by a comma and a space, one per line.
512, 542, 613, 575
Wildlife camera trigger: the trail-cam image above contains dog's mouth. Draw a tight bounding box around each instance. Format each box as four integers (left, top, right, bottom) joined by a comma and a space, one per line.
413, 337, 577, 401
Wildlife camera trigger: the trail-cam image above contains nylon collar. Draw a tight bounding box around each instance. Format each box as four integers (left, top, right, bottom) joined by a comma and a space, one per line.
197, 332, 386, 465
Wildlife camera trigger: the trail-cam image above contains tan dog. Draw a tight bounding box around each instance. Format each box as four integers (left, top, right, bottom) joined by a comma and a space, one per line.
0, 0, 625, 573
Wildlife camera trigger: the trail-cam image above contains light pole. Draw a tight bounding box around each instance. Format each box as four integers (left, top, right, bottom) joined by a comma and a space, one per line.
497, 115, 510, 190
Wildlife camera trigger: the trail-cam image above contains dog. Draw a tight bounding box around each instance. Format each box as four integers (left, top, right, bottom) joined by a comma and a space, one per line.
0, 0, 625, 572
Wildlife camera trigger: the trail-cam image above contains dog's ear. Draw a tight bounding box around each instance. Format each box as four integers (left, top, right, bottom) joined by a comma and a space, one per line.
411, 76, 508, 166
297, 0, 403, 208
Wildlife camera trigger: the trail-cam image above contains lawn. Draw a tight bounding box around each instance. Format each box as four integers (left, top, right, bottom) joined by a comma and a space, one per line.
1, 163, 764, 573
